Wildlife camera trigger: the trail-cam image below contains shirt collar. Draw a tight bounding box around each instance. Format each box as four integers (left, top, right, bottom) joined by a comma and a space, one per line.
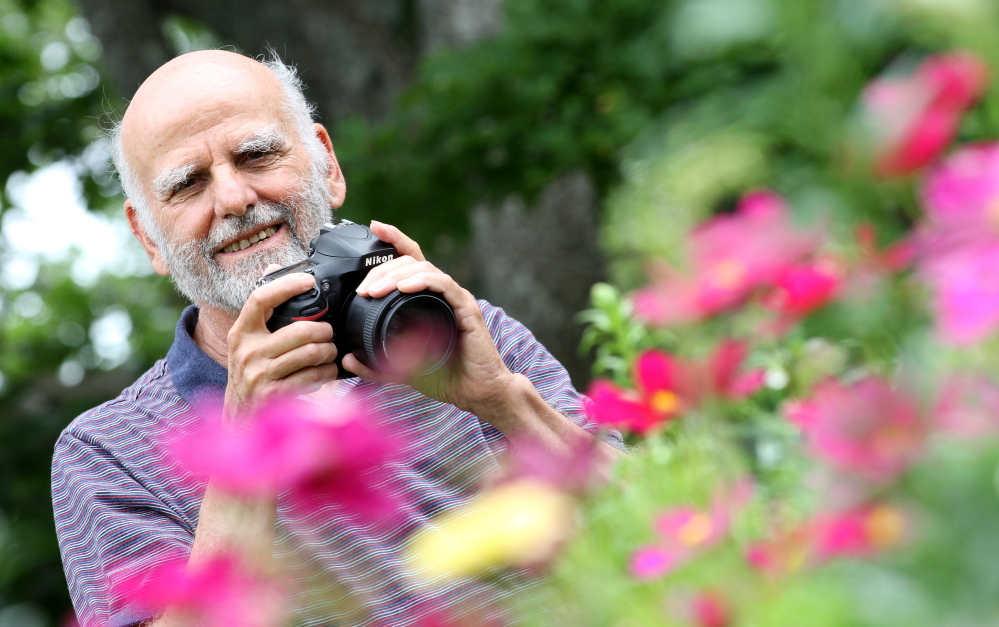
165, 305, 228, 409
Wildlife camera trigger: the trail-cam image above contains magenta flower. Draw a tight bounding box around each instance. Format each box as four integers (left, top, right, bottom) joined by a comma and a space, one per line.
785, 377, 926, 485
116, 555, 283, 627
634, 191, 819, 326
629, 480, 752, 580
862, 52, 988, 178
920, 243, 999, 344
586, 342, 762, 434
921, 142, 999, 246
764, 260, 843, 320
171, 397, 404, 520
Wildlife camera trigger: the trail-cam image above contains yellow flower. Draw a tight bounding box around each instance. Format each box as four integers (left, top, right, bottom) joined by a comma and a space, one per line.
406, 479, 574, 579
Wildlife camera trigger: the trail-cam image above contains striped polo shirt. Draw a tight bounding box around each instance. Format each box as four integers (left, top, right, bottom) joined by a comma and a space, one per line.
52, 301, 603, 626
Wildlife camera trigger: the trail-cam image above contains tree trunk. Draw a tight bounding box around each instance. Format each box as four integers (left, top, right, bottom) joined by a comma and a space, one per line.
471, 172, 605, 388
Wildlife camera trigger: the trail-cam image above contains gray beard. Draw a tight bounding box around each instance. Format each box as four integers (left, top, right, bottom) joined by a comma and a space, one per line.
159, 172, 331, 314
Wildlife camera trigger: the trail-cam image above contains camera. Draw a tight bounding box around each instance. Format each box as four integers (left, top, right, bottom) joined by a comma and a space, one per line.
258, 220, 458, 380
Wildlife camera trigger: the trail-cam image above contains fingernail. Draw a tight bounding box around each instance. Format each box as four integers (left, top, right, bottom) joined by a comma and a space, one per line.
370, 220, 383, 228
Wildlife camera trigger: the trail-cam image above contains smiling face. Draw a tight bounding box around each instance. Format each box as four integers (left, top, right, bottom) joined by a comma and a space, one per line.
120, 51, 345, 314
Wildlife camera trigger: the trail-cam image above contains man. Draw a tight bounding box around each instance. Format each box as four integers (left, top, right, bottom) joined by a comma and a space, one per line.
52, 50, 618, 626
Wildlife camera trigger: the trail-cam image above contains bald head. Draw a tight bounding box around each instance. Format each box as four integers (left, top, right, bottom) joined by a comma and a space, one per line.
110, 51, 325, 241
121, 52, 284, 179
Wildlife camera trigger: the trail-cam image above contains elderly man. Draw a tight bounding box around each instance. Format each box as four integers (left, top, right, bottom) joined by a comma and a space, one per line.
52, 50, 617, 626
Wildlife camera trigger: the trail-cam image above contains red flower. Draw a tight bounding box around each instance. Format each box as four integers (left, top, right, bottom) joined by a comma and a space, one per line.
764, 259, 844, 319
585, 342, 763, 434
862, 52, 988, 178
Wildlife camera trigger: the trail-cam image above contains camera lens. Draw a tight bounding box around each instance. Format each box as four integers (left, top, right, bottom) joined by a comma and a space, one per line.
343, 289, 457, 376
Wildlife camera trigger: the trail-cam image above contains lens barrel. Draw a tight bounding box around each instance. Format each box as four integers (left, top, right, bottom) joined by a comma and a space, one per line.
343, 289, 457, 376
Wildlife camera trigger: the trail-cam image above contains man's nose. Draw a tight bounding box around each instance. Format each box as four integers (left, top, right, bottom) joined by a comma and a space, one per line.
211, 166, 258, 219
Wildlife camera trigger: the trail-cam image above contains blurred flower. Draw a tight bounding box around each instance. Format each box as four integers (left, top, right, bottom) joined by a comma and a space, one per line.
691, 590, 732, 627
634, 190, 819, 326
785, 376, 926, 485
171, 397, 404, 520
115, 555, 284, 627
810, 503, 908, 562
921, 142, 999, 246
916, 143, 999, 343
747, 503, 907, 574
920, 243, 999, 345
861, 52, 988, 178
855, 223, 916, 274
406, 479, 574, 579
763, 259, 844, 327
630, 480, 752, 580
586, 342, 762, 434
934, 373, 999, 439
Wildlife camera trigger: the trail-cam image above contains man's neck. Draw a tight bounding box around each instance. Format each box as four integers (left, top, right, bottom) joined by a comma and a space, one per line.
192, 305, 239, 368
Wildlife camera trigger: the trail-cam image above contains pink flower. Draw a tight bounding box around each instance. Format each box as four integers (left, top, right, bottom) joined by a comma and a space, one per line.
629, 480, 752, 580
585, 342, 763, 434
862, 53, 988, 178
934, 374, 999, 439
786, 377, 925, 485
810, 504, 909, 562
921, 142, 999, 246
764, 259, 843, 320
920, 243, 999, 344
691, 591, 732, 627
634, 191, 819, 326
746, 503, 907, 574
171, 397, 404, 520
115, 555, 283, 627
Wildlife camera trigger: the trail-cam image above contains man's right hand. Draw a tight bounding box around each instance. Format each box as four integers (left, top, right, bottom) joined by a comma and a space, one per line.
223, 269, 339, 420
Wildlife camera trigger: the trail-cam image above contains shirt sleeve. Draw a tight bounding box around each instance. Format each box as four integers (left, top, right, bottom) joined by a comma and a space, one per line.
52, 431, 195, 627
478, 299, 624, 449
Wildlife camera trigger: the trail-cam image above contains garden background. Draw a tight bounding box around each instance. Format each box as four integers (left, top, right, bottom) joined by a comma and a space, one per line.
3, 0, 999, 624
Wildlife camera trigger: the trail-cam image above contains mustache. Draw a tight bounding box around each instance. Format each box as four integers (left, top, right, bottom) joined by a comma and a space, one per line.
198, 203, 299, 256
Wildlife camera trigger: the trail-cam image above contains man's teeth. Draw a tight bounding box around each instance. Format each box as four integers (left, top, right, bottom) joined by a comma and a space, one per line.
221, 226, 277, 253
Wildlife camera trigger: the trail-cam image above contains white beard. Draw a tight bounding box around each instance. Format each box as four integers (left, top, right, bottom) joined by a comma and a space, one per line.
158, 167, 331, 314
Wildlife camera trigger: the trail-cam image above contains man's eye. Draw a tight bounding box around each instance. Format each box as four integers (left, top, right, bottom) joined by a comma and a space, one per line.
174, 178, 196, 193
244, 150, 272, 161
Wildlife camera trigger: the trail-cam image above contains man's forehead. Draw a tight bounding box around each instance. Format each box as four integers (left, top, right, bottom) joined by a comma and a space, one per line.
121, 53, 288, 176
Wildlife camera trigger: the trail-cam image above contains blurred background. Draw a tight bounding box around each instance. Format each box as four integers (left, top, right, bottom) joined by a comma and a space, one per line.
2, 0, 998, 623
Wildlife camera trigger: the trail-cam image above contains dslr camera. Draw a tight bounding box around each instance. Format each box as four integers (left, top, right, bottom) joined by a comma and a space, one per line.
258, 220, 457, 379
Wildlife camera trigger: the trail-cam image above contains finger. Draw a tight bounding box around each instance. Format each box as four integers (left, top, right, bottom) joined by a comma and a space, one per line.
237, 273, 317, 330
361, 261, 440, 299
267, 341, 339, 380
341, 352, 399, 384
370, 221, 425, 262
265, 321, 334, 356
396, 271, 473, 306
276, 362, 341, 396
356, 255, 420, 295
263, 263, 284, 275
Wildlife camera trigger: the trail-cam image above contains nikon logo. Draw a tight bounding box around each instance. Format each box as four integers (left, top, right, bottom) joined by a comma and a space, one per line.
365, 254, 394, 267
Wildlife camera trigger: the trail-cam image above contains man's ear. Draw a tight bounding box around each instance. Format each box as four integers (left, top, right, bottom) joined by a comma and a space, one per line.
313, 123, 346, 210
125, 200, 170, 277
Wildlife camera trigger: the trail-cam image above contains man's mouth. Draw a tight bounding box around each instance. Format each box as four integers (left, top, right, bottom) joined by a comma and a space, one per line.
217, 225, 281, 254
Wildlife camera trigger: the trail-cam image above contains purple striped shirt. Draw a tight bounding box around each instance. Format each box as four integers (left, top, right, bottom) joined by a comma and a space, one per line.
52, 301, 604, 626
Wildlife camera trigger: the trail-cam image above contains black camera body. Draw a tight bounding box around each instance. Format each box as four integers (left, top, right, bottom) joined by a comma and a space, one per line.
259, 220, 457, 379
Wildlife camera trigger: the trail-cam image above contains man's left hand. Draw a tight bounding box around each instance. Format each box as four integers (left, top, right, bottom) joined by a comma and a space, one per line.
342, 221, 516, 415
